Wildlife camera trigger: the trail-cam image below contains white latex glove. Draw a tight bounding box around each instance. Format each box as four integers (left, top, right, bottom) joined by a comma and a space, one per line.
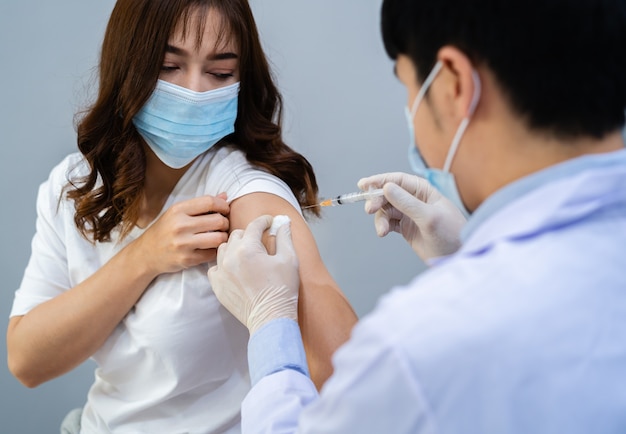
358, 172, 467, 261
207, 215, 300, 336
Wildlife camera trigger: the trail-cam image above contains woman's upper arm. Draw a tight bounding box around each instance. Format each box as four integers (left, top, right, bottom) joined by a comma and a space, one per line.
229, 192, 357, 389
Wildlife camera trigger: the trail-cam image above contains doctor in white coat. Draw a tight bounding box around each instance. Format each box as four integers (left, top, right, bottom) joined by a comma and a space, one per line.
208, 0, 626, 432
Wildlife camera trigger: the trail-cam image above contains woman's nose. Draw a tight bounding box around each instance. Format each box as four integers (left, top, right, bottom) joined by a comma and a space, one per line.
179, 71, 206, 92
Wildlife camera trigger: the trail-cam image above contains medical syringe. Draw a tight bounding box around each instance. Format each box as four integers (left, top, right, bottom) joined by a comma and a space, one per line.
305, 188, 384, 208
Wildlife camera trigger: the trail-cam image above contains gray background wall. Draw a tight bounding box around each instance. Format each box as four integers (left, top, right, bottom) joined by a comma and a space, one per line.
0, 1, 424, 432
5, 2, 623, 432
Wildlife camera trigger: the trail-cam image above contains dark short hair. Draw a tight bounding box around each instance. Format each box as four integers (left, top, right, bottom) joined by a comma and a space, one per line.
381, 0, 626, 139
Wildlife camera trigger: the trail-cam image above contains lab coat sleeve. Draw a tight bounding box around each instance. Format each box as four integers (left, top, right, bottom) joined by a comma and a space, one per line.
247, 319, 310, 386
242, 312, 436, 433
243, 318, 317, 433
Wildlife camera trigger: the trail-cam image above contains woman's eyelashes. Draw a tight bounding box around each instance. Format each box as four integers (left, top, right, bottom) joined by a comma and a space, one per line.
211, 72, 234, 80
159, 65, 234, 80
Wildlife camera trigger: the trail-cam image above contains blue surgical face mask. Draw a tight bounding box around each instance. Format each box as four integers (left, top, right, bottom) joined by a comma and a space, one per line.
133, 80, 240, 169
405, 60, 481, 217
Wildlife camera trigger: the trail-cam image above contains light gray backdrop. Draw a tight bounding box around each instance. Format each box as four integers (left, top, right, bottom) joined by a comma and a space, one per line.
0, 1, 425, 432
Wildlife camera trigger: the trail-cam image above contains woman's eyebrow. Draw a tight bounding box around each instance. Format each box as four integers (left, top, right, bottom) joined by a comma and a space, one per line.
208, 52, 238, 61
164, 44, 238, 61
165, 44, 186, 56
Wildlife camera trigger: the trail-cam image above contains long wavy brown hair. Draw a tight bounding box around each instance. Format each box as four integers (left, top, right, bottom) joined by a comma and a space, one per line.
68, 0, 320, 243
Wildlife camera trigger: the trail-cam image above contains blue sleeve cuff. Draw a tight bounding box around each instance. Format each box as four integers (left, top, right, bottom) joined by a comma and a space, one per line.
248, 318, 310, 386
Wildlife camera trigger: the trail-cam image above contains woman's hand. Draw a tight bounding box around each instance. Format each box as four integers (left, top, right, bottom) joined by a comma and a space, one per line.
7, 194, 229, 387
136, 194, 231, 276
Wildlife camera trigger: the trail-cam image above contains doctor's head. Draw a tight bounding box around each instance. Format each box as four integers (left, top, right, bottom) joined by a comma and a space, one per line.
381, 0, 626, 211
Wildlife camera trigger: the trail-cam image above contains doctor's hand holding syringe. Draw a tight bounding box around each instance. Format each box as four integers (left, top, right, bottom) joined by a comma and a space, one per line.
309, 172, 467, 262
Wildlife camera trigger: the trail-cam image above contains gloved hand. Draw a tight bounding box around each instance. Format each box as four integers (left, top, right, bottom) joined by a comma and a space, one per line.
207, 215, 300, 336
358, 172, 467, 261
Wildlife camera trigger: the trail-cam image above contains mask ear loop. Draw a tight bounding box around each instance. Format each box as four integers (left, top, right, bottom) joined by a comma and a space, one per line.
442, 70, 482, 172
409, 61, 445, 118
407, 61, 445, 169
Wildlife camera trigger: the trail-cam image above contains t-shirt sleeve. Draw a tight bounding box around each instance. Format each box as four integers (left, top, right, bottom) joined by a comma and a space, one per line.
206, 148, 303, 215
10, 156, 77, 317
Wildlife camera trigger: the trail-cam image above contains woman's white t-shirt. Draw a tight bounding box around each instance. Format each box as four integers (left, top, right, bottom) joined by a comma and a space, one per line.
11, 146, 302, 434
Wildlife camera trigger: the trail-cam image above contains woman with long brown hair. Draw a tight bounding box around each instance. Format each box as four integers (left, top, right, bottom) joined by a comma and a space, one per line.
6, 0, 357, 432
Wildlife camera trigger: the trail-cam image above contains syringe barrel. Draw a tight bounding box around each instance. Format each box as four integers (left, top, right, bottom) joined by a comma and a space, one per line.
335, 188, 384, 204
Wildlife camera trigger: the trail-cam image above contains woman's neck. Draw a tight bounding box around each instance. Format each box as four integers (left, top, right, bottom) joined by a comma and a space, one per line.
137, 146, 192, 228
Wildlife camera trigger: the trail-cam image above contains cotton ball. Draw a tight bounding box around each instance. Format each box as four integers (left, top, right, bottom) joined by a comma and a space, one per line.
268, 215, 291, 236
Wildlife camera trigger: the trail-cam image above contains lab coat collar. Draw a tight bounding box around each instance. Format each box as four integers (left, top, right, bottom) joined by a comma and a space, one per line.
455, 149, 626, 258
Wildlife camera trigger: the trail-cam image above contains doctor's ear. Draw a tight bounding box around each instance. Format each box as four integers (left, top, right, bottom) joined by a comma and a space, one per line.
436, 46, 481, 120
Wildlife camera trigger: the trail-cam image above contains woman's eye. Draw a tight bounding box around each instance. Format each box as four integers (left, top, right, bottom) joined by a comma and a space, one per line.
210, 72, 234, 80
161, 65, 179, 72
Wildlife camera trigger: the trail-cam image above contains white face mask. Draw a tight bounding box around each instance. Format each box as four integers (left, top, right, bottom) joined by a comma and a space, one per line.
406, 60, 481, 217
